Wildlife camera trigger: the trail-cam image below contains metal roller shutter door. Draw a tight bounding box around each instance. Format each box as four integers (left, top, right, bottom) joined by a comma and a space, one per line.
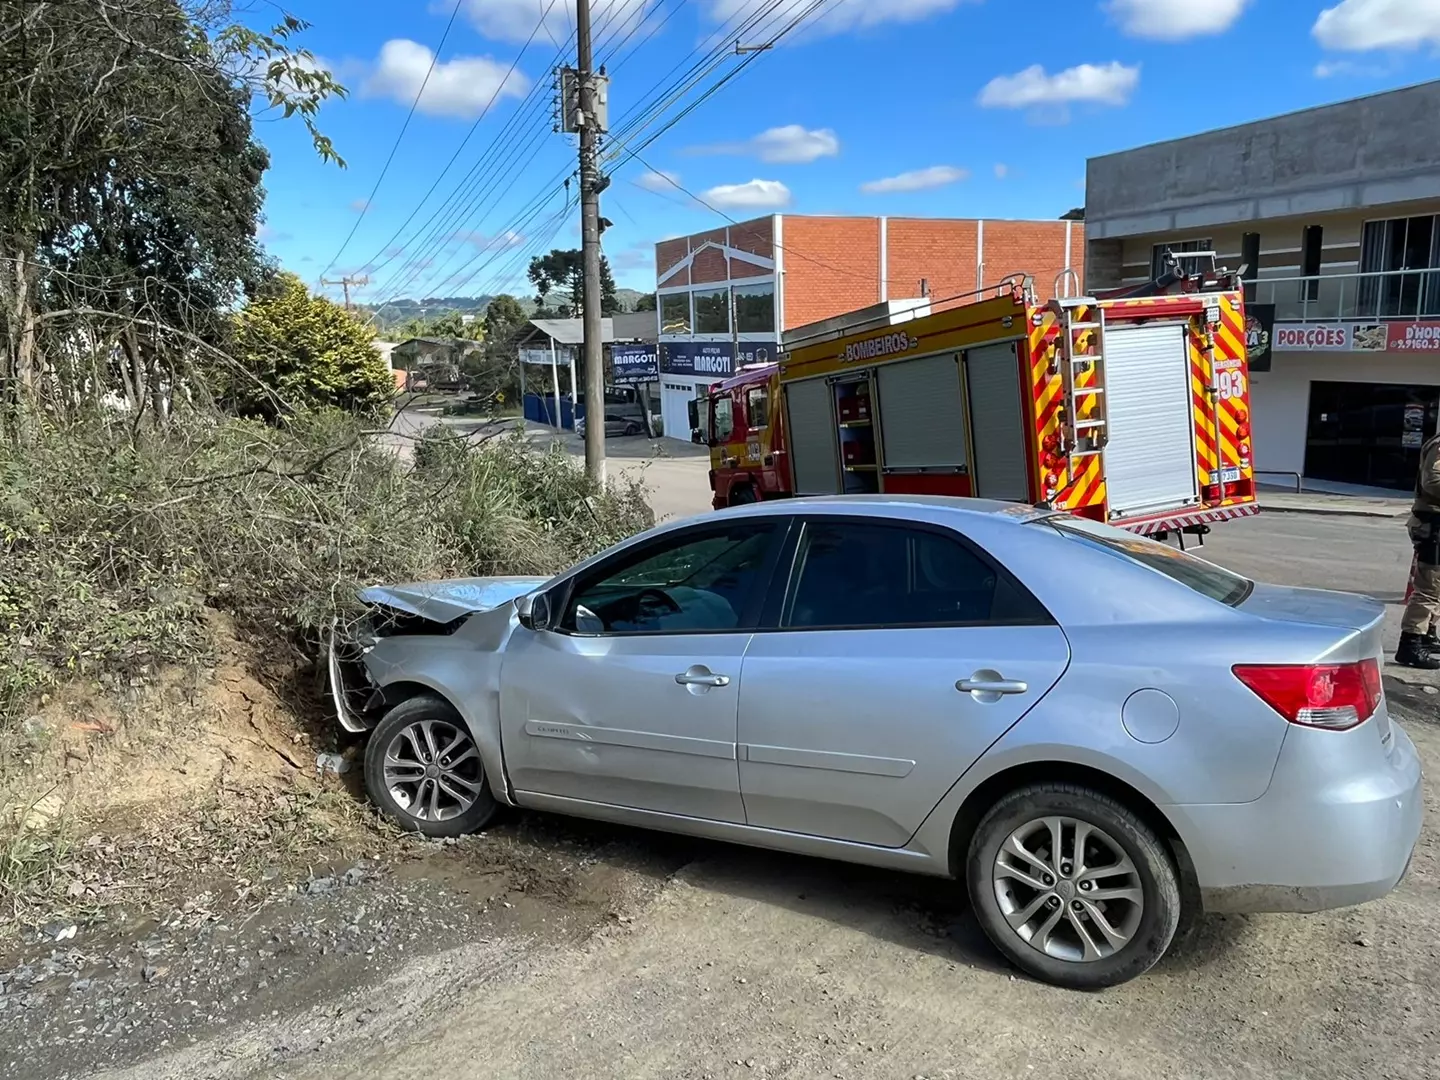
875, 354, 967, 468
786, 377, 839, 494
965, 341, 1030, 501
1103, 323, 1199, 517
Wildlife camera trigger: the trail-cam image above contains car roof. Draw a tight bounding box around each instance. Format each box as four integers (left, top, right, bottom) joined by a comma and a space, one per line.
701, 494, 1054, 523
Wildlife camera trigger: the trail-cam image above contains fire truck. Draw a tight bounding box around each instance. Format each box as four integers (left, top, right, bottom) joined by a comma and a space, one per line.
694, 256, 1258, 539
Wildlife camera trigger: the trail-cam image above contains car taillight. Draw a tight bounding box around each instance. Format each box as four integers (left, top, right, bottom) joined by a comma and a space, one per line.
1232, 659, 1382, 731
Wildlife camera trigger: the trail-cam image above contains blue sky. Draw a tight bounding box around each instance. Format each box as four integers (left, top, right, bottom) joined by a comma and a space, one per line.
250, 0, 1440, 302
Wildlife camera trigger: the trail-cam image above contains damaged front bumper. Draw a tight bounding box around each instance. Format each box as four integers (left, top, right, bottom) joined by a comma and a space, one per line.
328, 619, 379, 734
326, 575, 548, 736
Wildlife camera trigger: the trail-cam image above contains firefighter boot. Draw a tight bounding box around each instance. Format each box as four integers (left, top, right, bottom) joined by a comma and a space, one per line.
1395, 632, 1440, 670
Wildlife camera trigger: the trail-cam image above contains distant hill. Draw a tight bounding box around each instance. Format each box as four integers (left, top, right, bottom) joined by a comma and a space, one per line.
362, 289, 647, 329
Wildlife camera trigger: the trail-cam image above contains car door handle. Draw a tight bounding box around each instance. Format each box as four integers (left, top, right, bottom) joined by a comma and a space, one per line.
676, 670, 730, 688
955, 677, 1028, 695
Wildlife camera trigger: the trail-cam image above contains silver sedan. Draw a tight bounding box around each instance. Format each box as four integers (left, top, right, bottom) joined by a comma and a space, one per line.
330, 496, 1422, 988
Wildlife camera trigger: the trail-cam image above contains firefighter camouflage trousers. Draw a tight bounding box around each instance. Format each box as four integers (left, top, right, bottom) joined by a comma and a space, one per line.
1402, 516, 1440, 636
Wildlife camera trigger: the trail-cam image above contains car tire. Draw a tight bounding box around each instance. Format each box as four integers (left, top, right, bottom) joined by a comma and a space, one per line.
363, 694, 498, 838
624, 422, 640, 436
965, 782, 1181, 989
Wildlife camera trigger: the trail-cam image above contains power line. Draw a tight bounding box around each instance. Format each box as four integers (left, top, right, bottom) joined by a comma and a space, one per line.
342, 0, 564, 283
318, 0, 467, 280
604, 0, 833, 171
368, 0, 822, 313
355, 45, 570, 289
369, 1, 766, 302
371, 132, 567, 308
626, 147, 882, 285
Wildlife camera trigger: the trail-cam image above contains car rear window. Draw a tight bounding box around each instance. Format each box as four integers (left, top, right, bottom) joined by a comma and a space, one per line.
1039, 516, 1253, 607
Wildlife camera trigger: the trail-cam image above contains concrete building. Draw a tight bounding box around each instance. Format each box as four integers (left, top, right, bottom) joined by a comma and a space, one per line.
652, 214, 1083, 441
1086, 80, 1440, 491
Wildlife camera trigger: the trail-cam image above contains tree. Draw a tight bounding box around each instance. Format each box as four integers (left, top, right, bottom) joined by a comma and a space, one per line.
226, 273, 393, 419
1060, 207, 1085, 221
394, 310, 473, 341
0, 0, 345, 418
527, 249, 619, 318
484, 295, 528, 343
631, 293, 657, 312
472, 293, 529, 405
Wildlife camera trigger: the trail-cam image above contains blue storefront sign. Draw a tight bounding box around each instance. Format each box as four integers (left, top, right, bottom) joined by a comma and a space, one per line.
611, 343, 658, 384
661, 340, 778, 378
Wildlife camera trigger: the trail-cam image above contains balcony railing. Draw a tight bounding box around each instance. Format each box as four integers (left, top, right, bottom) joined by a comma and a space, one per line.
1249, 268, 1440, 322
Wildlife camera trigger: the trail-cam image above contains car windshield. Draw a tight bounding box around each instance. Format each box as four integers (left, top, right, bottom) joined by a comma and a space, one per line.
1039, 515, 1253, 606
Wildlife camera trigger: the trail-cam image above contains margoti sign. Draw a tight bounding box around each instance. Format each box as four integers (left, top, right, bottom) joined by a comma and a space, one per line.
661, 340, 778, 378
611, 343, 658, 385
1273, 320, 1440, 354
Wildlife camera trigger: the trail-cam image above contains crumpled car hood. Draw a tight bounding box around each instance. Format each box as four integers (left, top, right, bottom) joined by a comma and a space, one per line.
358, 575, 550, 624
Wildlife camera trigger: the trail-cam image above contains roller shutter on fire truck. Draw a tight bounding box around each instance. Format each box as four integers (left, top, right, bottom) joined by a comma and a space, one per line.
1102, 323, 1200, 518
875, 354, 968, 469
786, 375, 840, 495
963, 340, 1030, 501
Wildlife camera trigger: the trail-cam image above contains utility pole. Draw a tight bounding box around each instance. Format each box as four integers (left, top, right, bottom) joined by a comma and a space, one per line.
576, 0, 606, 485
322, 274, 368, 311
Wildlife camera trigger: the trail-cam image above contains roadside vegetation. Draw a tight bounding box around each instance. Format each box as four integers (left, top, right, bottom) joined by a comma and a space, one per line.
0, 0, 653, 932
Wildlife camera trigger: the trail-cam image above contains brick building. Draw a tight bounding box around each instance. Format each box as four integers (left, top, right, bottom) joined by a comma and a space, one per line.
652, 214, 1083, 440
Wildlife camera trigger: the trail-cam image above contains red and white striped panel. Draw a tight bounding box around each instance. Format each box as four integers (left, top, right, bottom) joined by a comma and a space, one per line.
1121, 502, 1260, 536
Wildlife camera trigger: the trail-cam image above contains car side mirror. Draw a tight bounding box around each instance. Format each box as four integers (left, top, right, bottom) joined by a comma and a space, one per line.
691, 427, 703, 444
515, 590, 552, 632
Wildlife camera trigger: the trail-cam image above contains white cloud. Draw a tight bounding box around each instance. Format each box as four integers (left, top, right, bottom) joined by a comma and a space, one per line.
1104, 0, 1249, 40
350, 199, 370, 213
455, 229, 527, 250
1313, 58, 1396, 76
456, 0, 650, 43
702, 178, 792, 209
993, 163, 1009, 179
691, 125, 840, 164
1313, 0, 1440, 51
362, 40, 530, 119
704, 0, 967, 38
860, 165, 968, 194
978, 62, 1140, 109
636, 168, 682, 192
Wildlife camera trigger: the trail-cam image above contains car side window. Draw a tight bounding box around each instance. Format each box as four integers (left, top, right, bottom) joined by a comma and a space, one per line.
563, 522, 777, 635
782, 520, 1047, 629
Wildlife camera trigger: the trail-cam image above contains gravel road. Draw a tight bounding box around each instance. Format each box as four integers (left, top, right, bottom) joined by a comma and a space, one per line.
62, 697, 1440, 1080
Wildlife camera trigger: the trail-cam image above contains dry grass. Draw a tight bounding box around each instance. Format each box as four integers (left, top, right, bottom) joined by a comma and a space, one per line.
0, 408, 656, 935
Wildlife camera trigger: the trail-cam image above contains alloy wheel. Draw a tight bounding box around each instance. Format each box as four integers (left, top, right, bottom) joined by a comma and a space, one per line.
991, 815, 1145, 963
381, 718, 483, 823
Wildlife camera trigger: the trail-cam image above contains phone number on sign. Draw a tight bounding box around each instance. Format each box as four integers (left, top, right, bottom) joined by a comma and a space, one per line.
1390, 325, 1440, 351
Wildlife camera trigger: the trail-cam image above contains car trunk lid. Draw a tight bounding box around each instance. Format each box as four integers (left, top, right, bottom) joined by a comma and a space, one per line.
1237, 582, 1386, 652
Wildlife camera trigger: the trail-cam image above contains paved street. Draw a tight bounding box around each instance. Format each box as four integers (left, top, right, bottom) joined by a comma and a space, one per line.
380, 404, 714, 523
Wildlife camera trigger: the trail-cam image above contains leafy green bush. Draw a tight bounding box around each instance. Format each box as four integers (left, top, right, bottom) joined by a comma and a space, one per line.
223, 272, 396, 420
0, 410, 654, 726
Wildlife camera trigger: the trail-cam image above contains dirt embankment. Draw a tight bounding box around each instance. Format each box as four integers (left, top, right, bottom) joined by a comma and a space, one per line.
2, 616, 360, 935
0, 618, 692, 1080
